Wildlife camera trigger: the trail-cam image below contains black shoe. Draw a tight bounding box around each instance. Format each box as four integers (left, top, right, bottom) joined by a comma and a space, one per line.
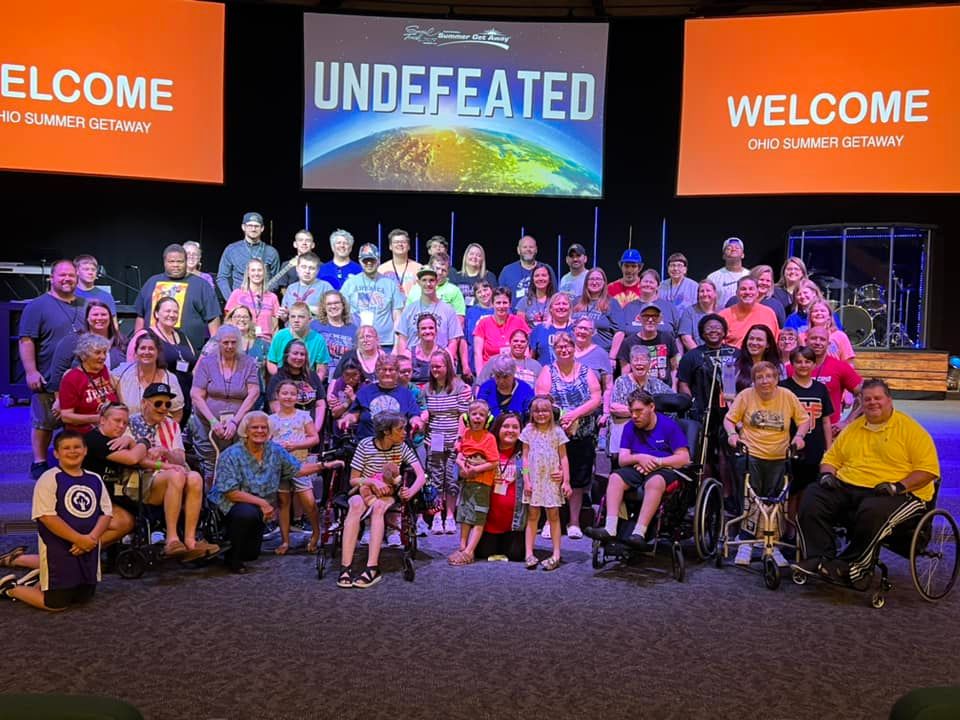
29, 462, 48, 480
791, 557, 822, 578
229, 563, 248, 575
626, 534, 653, 551
584, 527, 613, 541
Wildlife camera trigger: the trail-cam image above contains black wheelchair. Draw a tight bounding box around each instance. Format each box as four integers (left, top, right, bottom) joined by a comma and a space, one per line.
589, 394, 725, 582
792, 480, 959, 608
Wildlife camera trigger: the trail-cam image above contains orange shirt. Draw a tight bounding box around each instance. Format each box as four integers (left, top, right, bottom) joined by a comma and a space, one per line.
459, 428, 499, 486
719, 303, 779, 348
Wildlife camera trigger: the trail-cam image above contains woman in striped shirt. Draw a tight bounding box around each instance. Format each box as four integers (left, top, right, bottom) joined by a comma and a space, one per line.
422, 349, 472, 535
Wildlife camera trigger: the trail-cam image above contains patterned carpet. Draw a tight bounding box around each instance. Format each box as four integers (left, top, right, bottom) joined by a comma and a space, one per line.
2, 516, 958, 720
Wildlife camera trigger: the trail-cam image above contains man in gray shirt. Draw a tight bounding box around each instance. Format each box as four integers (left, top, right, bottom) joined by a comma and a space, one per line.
216, 211, 281, 300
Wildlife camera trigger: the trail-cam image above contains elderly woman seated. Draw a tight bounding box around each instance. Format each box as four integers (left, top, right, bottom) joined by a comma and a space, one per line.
338, 411, 425, 589
208, 411, 324, 573
475, 356, 535, 418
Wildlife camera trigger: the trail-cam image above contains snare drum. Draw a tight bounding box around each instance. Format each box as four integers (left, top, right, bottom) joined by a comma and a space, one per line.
839, 305, 873, 346
855, 283, 886, 313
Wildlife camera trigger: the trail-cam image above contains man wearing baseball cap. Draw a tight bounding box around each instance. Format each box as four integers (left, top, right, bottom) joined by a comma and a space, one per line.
613, 302, 680, 389
216, 211, 282, 301
608, 248, 644, 307
129, 383, 219, 562
706, 236, 750, 308
340, 243, 405, 349
394, 265, 463, 358
559, 243, 589, 298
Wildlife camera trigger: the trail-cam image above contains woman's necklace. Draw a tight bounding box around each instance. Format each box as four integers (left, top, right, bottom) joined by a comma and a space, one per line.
137, 364, 159, 388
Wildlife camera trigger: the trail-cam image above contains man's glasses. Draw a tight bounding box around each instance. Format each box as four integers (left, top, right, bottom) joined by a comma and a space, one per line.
152, 400, 173, 409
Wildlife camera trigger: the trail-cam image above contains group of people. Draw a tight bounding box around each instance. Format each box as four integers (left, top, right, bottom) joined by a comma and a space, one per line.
1, 214, 941, 606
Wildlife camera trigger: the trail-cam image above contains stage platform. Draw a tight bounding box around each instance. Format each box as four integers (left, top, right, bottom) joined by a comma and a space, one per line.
853, 349, 948, 395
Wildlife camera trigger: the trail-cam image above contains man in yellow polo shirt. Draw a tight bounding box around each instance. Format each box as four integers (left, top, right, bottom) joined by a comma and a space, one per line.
793, 378, 939, 584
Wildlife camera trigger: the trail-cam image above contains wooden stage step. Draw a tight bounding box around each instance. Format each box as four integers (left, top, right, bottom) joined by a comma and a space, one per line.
853, 350, 948, 393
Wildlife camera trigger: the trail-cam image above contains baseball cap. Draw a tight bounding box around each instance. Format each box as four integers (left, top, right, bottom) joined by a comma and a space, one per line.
242, 212, 264, 225
723, 236, 744, 251
567, 243, 586, 257
417, 266, 438, 279
637, 302, 662, 316
620, 249, 643, 265
358, 243, 379, 261
143, 382, 176, 399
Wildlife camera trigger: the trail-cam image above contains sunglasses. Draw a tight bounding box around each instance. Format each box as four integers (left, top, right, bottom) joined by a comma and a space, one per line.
152, 400, 173, 409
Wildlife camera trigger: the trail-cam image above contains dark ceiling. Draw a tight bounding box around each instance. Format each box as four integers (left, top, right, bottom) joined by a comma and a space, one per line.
225, 0, 943, 19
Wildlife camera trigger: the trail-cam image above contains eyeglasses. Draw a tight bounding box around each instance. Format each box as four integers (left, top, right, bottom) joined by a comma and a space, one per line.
152, 400, 173, 409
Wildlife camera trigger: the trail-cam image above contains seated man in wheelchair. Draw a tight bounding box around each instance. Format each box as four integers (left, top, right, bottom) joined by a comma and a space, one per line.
129, 383, 218, 561
338, 410, 426, 589
585, 389, 690, 550
792, 378, 939, 585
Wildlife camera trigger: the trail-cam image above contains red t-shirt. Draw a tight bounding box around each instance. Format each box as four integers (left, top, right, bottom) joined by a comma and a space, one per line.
58, 366, 118, 434
787, 356, 862, 424
485, 449, 520, 534
473, 314, 531, 364
608, 280, 642, 307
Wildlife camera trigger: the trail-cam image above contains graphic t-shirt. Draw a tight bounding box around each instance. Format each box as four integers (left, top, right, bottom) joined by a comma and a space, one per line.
616, 331, 678, 386
726, 387, 808, 461
780, 378, 834, 466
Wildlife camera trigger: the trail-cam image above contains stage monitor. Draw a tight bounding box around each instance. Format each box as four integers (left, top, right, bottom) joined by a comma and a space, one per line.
302, 14, 608, 197
0, 0, 224, 184
677, 6, 960, 196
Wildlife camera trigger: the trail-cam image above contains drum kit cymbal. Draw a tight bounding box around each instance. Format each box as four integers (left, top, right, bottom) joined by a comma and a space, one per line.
816, 274, 913, 348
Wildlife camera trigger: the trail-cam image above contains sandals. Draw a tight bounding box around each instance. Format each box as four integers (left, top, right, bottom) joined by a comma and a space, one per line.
337, 567, 354, 588
274, 543, 289, 556
306, 538, 320, 554
541, 556, 562, 572
525, 555, 540, 570
352, 566, 383, 589
163, 540, 187, 557
448, 550, 475, 566
0, 546, 27, 568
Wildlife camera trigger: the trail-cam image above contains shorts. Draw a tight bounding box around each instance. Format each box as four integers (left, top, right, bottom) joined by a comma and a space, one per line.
614, 466, 682, 491
279, 474, 315, 493
455, 482, 491, 527
44, 583, 96, 609
125, 470, 158, 502
30, 391, 58, 432
567, 437, 596, 489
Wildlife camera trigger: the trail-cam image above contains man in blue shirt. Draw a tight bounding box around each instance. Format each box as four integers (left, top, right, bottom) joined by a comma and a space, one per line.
318, 228, 362, 290
341, 243, 404, 350
585, 389, 690, 549
497, 235, 557, 303
216, 212, 281, 301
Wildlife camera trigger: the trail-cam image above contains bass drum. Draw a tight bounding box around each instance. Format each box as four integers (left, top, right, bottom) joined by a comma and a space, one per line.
839, 305, 873, 346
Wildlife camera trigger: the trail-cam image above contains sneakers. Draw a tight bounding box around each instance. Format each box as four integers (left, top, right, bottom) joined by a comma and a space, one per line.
771, 548, 789, 568
352, 566, 383, 589
0, 573, 16, 598
734, 543, 754, 566
567, 525, 584, 540
262, 522, 280, 540
431, 515, 444, 535
541, 523, 552, 539
443, 517, 457, 535
16, 568, 40, 587
416, 517, 430, 537
384, 531, 402, 547
29, 461, 48, 480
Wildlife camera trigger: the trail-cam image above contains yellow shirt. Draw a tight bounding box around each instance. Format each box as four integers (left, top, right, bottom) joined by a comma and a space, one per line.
822, 410, 939, 502
727, 387, 808, 461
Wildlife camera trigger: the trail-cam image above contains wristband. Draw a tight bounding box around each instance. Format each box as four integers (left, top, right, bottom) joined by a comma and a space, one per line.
155, 461, 163, 471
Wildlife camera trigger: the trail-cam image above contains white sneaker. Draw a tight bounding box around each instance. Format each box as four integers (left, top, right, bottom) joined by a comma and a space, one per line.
385, 531, 402, 547
541, 523, 551, 539
567, 525, 583, 540
771, 548, 789, 568
444, 517, 457, 535
359, 530, 370, 546
416, 517, 430, 537
431, 515, 444, 535
150, 531, 165, 544
734, 543, 753, 566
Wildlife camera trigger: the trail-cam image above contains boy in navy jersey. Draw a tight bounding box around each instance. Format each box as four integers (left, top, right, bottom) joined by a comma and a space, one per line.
1, 430, 112, 611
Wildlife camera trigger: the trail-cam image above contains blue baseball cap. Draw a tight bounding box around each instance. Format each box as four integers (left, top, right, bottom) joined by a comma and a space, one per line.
619, 249, 643, 264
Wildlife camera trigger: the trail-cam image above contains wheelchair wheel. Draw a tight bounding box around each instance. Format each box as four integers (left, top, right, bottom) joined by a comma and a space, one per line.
694, 478, 723, 560
316, 550, 326, 580
671, 541, 685, 582
762, 555, 781, 590
592, 539, 606, 570
402, 555, 415, 582
792, 570, 808, 585
910, 509, 960, 602
871, 592, 886, 609
117, 549, 146, 580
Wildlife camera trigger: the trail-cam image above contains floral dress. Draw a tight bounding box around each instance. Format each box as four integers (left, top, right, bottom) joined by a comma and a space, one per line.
519, 424, 568, 508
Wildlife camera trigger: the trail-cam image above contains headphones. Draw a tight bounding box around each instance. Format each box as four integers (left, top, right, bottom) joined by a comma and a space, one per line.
460, 411, 494, 430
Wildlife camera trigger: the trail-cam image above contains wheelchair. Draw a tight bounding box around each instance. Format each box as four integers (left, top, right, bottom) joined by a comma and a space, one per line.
792, 479, 959, 609
589, 394, 725, 582
714, 444, 798, 590
315, 434, 422, 583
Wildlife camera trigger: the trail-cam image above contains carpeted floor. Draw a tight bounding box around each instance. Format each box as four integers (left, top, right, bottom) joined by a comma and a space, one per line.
2, 514, 958, 720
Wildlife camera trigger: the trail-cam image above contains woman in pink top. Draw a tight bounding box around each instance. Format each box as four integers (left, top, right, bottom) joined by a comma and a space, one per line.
473, 287, 530, 369
225, 258, 280, 340
802, 300, 855, 364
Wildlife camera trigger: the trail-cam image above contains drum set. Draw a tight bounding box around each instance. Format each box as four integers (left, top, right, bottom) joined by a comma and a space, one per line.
818, 276, 914, 348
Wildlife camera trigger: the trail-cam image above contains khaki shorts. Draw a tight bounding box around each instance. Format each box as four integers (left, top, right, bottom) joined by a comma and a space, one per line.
455, 482, 492, 527
31, 391, 58, 431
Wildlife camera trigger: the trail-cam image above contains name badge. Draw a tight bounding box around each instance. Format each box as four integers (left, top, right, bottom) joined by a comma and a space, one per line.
515, 288, 525, 299
254, 326, 263, 336
493, 481, 507, 496
176, 360, 189, 372
430, 432, 445, 453
359, 310, 375, 326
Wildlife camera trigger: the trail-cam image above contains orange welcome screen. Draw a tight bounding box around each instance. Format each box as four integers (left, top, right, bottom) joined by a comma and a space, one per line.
0, 0, 224, 183
677, 6, 960, 196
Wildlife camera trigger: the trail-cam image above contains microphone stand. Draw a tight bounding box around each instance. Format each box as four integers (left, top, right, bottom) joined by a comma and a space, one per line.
98, 268, 143, 305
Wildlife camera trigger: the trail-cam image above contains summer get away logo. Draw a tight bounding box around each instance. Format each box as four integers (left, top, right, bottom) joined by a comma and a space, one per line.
403, 25, 511, 50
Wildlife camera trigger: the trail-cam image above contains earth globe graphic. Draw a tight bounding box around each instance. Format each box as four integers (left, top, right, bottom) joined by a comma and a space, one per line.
303, 126, 601, 196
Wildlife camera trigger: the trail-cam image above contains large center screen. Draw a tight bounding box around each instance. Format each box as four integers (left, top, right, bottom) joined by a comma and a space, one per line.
677, 6, 960, 195
302, 14, 608, 197
0, 0, 224, 183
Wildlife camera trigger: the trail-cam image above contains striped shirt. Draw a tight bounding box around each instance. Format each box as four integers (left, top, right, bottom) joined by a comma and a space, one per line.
129, 413, 184, 452
424, 382, 473, 451
351, 437, 421, 479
